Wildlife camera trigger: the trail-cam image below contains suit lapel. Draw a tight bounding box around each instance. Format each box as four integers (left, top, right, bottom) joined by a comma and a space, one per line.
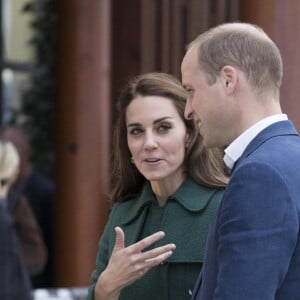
232, 120, 299, 173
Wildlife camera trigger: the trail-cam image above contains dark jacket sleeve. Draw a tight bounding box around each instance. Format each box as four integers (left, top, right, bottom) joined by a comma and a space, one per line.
0, 201, 32, 300
0, 203, 11, 297
13, 196, 48, 275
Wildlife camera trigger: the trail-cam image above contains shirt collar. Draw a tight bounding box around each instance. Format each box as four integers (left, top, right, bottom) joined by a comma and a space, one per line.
224, 114, 288, 169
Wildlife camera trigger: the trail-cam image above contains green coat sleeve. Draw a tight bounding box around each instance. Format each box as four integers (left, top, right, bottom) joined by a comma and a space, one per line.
87, 205, 117, 300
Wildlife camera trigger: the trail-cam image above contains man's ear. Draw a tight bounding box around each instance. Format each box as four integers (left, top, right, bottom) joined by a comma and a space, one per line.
220, 65, 237, 94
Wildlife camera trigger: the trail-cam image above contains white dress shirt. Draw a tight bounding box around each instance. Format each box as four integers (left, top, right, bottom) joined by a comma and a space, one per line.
224, 114, 288, 169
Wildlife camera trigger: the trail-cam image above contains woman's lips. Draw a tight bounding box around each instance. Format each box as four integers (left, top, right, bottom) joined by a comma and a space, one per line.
145, 158, 161, 162
143, 158, 162, 165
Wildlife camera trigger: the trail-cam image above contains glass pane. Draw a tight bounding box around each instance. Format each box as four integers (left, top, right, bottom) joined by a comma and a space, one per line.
2, 0, 35, 63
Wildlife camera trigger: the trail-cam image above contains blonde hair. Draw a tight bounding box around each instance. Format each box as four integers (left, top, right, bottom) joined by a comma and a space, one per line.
0, 141, 20, 180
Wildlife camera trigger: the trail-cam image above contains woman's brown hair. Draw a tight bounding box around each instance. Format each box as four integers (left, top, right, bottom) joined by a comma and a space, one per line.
110, 72, 228, 204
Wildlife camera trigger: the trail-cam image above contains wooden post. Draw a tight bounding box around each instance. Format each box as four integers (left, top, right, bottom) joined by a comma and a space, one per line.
56, 0, 111, 286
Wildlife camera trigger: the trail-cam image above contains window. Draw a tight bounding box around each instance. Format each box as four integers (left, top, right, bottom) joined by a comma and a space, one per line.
0, 0, 35, 123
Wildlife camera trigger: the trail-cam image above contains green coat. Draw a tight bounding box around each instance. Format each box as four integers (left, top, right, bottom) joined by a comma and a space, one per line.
87, 178, 224, 300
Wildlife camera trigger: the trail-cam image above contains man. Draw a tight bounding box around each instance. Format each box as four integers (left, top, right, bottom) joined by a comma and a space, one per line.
181, 22, 300, 299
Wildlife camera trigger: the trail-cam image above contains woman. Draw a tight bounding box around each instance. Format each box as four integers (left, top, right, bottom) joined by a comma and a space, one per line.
0, 141, 32, 300
87, 73, 228, 300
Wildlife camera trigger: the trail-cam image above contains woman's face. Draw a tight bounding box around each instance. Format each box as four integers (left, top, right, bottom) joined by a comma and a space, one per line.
126, 95, 189, 186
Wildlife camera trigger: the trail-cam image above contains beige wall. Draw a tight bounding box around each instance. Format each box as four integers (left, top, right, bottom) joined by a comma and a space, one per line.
2, 0, 34, 62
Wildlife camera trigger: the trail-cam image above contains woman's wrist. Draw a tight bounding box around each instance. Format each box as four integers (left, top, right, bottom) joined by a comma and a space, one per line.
94, 271, 121, 300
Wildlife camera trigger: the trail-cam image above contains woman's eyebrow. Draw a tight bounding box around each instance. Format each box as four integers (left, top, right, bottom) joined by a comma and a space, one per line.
153, 117, 172, 125
127, 117, 173, 128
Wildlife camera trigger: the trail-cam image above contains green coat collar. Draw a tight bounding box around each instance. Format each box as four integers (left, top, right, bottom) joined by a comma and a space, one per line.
112, 178, 223, 262
120, 178, 218, 225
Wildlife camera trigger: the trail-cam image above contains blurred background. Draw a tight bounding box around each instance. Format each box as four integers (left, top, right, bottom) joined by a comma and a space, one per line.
1, 0, 300, 291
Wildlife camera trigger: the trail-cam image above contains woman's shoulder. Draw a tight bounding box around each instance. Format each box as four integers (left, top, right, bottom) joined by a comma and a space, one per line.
112, 192, 141, 209
172, 177, 224, 212
109, 189, 152, 224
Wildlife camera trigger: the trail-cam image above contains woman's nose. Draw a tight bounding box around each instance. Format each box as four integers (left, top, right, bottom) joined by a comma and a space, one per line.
144, 133, 158, 150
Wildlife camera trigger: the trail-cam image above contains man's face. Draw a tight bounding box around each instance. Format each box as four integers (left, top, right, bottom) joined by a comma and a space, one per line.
181, 46, 233, 148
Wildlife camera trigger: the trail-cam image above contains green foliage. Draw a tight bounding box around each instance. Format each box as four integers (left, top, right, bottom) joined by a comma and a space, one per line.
20, 0, 57, 178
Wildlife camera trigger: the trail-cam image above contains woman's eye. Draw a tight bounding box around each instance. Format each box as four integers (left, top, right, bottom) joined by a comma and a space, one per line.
157, 124, 172, 132
129, 127, 143, 135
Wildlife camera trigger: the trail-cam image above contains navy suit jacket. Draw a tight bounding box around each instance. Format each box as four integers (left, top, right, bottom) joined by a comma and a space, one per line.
192, 120, 300, 300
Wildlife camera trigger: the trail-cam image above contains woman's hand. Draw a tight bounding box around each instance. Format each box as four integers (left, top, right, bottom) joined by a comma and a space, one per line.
94, 226, 176, 300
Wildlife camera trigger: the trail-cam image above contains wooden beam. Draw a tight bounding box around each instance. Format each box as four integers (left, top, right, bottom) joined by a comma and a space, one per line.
56, 0, 111, 286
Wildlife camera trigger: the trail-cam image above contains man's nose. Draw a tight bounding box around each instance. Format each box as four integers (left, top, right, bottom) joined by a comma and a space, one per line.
184, 101, 193, 120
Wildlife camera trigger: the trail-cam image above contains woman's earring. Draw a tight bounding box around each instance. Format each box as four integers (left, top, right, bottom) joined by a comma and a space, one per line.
185, 139, 191, 148
131, 157, 135, 164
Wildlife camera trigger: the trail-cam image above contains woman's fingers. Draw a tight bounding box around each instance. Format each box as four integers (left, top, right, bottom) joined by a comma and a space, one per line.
128, 241, 176, 273
99, 228, 176, 295
126, 248, 174, 283
119, 229, 176, 266
111, 228, 176, 269
127, 230, 166, 253
144, 250, 174, 266
142, 243, 176, 261
135, 244, 175, 270
112, 226, 125, 252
